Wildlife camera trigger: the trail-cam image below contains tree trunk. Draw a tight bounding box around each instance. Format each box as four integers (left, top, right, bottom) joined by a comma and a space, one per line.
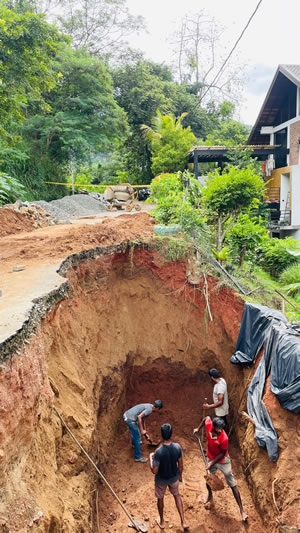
216, 214, 223, 252
239, 248, 246, 268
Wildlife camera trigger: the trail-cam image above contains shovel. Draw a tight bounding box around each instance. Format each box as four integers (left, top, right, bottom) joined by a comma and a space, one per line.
194, 431, 224, 492
144, 432, 160, 447
128, 520, 148, 532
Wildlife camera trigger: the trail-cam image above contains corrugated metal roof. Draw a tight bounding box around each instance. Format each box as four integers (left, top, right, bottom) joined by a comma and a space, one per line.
280, 64, 300, 87
190, 145, 279, 152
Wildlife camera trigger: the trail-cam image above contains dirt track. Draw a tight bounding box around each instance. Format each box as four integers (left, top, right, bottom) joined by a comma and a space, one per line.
0, 212, 155, 341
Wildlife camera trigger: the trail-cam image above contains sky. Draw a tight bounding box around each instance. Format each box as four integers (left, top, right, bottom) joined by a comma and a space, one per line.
125, 0, 300, 126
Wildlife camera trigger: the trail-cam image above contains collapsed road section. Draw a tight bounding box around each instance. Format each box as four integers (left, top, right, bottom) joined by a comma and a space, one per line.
0, 223, 298, 532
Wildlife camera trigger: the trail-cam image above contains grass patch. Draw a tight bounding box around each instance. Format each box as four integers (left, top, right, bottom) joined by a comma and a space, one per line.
153, 235, 191, 263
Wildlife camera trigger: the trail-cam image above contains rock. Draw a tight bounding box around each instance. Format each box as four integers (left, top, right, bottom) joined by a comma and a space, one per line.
13, 265, 26, 272
0, 289, 2, 297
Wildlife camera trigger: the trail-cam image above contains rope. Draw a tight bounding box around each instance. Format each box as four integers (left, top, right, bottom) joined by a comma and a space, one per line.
52, 406, 138, 528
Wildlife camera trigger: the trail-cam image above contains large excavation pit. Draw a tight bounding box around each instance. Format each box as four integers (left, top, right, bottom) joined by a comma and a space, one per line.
96, 359, 266, 533
0, 243, 297, 532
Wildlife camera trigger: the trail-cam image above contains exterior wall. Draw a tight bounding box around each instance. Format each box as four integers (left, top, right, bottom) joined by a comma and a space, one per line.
267, 166, 291, 200
280, 228, 300, 240
289, 120, 300, 164
291, 164, 300, 225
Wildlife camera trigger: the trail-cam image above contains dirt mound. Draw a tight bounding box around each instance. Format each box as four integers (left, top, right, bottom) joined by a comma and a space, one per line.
0, 208, 36, 237
0, 213, 155, 266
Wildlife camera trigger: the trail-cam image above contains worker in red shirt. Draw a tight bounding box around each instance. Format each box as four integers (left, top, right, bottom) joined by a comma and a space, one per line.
193, 416, 248, 522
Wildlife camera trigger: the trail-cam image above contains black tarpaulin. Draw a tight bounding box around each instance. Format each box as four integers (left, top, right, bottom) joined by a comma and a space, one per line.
230, 303, 287, 366
269, 326, 300, 413
230, 302, 300, 462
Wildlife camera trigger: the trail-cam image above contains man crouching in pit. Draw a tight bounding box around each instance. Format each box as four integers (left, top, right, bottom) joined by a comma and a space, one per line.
193, 416, 248, 523
149, 423, 189, 531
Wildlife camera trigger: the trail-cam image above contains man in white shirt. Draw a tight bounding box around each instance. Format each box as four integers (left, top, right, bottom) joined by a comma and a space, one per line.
203, 368, 229, 427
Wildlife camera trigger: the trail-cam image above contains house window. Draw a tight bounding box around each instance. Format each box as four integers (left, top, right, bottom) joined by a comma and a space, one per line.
274, 128, 287, 168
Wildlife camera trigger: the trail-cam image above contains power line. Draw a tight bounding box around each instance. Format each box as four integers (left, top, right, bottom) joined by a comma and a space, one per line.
198, 0, 263, 105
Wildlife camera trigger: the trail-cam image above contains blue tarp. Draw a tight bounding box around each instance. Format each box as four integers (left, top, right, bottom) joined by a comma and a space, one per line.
230, 303, 300, 462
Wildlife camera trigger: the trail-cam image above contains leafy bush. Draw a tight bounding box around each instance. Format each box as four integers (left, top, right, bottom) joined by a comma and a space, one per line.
0, 173, 27, 205
258, 237, 299, 277
225, 214, 268, 266
149, 171, 205, 232
279, 263, 300, 296
202, 165, 265, 215
280, 263, 300, 286
149, 172, 184, 202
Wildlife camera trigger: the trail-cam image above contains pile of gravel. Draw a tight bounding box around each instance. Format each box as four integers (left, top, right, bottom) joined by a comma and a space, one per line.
33, 194, 106, 219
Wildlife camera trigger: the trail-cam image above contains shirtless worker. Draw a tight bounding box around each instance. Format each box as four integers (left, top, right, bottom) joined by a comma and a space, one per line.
150, 423, 189, 531
123, 400, 163, 463
203, 368, 229, 427
193, 416, 248, 522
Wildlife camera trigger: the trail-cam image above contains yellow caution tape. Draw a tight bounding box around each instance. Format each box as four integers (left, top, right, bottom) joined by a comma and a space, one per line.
44, 181, 151, 188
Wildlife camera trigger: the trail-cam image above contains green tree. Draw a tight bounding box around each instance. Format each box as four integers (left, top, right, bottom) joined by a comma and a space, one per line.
202, 165, 265, 251
141, 110, 196, 175
21, 46, 127, 198
205, 120, 249, 146
225, 214, 268, 267
0, 3, 62, 141
112, 61, 176, 182
112, 60, 215, 182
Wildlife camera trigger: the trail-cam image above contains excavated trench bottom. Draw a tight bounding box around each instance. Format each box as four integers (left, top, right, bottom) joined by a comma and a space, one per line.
0, 245, 285, 532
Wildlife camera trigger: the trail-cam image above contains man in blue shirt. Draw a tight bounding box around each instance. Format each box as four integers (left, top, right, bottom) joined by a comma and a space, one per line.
123, 400, 163, 463
150, 423, 188, 531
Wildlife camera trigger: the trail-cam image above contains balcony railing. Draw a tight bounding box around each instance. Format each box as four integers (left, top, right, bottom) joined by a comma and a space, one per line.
265, 187, 280, 202
279, 209, 291, 225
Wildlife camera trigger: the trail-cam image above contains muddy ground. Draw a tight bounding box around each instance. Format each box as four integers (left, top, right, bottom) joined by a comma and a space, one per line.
98, 362, 266, 533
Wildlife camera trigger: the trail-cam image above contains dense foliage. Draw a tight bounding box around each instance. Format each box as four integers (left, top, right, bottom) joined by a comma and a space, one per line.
149, 171, 204, 232
225, 214, 268, 267
0, 0, 253, 195
0, 172, 26, 205
258, 237, 299, 278
0, 4, 62, 140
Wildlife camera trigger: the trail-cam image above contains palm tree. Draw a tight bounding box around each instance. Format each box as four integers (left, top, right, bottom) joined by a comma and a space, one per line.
141, 109, 188, 144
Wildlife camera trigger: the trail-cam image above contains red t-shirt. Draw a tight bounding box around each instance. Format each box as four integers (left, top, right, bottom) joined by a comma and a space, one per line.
205, 417, 228, 464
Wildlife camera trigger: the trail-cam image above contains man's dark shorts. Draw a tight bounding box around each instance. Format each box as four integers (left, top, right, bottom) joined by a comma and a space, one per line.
155, 480, 180, 498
